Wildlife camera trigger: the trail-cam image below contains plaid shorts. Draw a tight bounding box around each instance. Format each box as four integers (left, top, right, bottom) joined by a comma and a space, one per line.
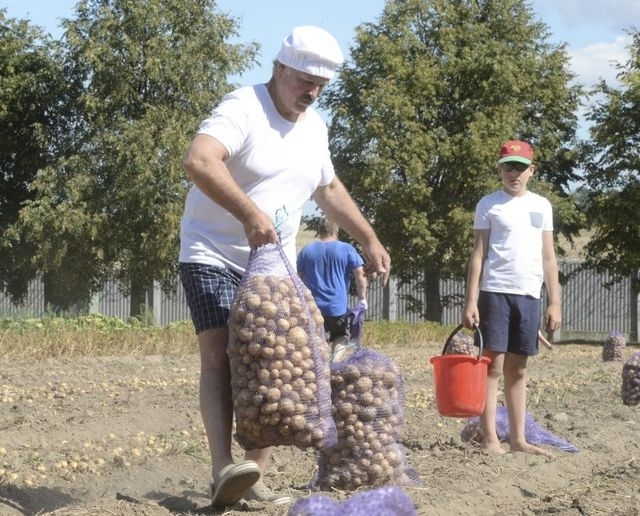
179, 262, 242, 334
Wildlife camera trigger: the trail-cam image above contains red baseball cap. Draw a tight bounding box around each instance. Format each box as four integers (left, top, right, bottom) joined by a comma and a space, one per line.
498, 140, 534, 165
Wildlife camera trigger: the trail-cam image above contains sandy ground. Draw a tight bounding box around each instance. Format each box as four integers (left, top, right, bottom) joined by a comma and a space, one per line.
1, 337, 639, 516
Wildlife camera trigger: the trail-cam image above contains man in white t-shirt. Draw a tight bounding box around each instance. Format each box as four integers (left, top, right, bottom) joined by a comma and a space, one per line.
179, 26, 390, 508
462, 140, 561, 457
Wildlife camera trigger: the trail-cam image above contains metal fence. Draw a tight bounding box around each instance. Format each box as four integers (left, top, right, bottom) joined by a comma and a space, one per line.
1, 262, 638, 342
364, 262, 639, 342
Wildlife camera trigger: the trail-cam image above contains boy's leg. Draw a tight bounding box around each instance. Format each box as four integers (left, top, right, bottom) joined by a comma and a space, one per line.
502, 352, 529, 449
503, 295, 553, 456
503, 352, 552, 455
480, 350, 505, 453
477, 291, 509, 452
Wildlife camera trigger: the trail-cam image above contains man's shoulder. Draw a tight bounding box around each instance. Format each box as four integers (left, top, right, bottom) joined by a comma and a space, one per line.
298, 240, 322, 256
219, 84, 263, 107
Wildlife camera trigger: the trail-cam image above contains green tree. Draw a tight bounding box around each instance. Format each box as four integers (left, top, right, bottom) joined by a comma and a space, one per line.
321, 0, 584, 321
6, 0, 258, 315
579, 31, 640, 282
0, 11, 74, 304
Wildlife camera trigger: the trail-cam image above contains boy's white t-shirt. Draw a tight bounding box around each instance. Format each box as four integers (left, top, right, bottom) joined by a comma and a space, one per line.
179, 84, 335, 274
474, 190, 554, 298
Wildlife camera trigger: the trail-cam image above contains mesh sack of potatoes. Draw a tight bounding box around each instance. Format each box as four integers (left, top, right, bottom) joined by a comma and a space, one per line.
602, 329, 626, 362
288, 485, 417, 516
621, 351, 640, 406
309, 347, 421, 491
228, 243, 336, 450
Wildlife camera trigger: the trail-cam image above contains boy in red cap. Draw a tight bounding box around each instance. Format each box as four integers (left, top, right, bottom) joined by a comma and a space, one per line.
462, 140, 562, 455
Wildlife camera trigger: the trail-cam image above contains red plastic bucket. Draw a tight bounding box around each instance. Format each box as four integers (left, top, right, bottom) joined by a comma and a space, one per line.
430, 324, 491, 417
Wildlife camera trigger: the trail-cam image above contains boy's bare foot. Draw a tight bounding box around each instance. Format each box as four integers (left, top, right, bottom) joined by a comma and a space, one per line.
510, 442, 554, 457
482, 441, 506, 454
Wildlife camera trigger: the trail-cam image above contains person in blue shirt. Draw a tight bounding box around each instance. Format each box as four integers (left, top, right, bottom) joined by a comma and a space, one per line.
297, 217, 367, 346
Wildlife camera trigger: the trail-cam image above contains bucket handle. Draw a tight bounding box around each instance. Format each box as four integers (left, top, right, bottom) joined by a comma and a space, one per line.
441, 323, 484, 360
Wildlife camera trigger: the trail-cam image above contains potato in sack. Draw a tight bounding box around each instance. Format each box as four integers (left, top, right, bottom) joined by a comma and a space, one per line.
310, 345, 421, 491
228, 242, 336, 450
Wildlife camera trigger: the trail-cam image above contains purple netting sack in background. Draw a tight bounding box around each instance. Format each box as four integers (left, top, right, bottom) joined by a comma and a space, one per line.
460, 405, 579, 452
288, 485, 417, 516
310, 346, 422, 491
228, 243, 336, 451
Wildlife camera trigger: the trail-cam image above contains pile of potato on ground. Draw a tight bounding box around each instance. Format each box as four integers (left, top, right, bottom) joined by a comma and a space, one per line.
621, 351, 640, 406
602, 330, 626, 362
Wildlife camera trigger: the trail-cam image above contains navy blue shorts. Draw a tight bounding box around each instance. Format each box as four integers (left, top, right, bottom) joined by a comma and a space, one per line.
179, 262, 242, 334
323, 313, 349, 342
476, 291, 540, 356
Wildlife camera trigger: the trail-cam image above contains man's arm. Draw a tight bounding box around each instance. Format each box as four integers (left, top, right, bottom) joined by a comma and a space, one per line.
353, 266, 367, 306
313, 177, 390, 285
183, 134, 277, 248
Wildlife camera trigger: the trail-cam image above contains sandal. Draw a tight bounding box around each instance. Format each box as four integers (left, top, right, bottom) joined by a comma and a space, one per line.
210, 460, 260, 508
331, 338, 357, 362
244, 480, 292, 505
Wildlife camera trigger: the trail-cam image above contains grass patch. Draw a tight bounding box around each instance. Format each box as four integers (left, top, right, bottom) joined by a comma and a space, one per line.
0, 315, 453, 360
361, 320, 454, 349
0, 315, 196, 359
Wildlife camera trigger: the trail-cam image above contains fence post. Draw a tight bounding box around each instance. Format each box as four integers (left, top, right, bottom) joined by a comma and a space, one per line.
630, 269, 639, 343
89, 292, 100, 315
383, 277, 397, 322
146, 282, 161, 325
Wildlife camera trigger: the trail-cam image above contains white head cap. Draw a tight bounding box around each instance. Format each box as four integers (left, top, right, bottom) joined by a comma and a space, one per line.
276, 25, 344, 80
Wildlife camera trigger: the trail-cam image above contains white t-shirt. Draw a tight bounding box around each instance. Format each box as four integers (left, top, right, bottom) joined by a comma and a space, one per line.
475, 190, 553, 298
179, 84, 335, 274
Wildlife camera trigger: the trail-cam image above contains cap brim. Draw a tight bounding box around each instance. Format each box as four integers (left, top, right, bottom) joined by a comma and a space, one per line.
498, 156, 532, 165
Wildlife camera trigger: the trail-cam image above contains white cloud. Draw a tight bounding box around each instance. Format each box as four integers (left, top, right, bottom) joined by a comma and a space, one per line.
569, 34, 633, 87
532, 1, 636, 87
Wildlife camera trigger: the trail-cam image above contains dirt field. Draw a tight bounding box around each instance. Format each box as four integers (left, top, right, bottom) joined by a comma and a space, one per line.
1, 336, 639, 516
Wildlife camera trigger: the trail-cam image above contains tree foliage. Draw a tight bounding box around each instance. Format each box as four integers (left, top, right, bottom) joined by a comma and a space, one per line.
321, 0, 584, 320
0, 11, 71, 302
2, 0, 258, 314
579, 31, 640, 282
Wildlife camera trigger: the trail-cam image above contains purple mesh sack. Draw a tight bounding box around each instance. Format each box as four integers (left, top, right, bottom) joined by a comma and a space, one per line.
288, 485, 417, 516
347, 302, 367, 341
310, 346, 422, 490
228, 243, 336, 450
460, 405, 578, 452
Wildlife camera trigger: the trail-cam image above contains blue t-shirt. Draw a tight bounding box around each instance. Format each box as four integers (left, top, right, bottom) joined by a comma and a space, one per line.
296, 240, 364, 317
